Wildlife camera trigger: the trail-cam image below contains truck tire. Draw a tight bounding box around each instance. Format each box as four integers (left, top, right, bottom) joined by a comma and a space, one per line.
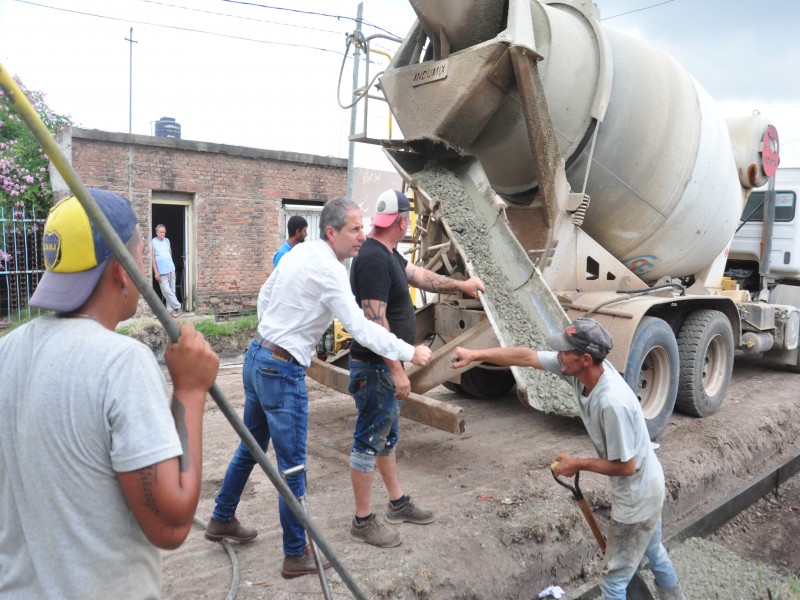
787, 349, 800, 374
442, 381, 465, 394
623, 317, 679, 440
676, 309, 734, 417
458, 366, 516, 400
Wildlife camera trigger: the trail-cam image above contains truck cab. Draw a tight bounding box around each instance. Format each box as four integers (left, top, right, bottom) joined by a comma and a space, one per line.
729, 168, 800, 283
727, 167, 800, 370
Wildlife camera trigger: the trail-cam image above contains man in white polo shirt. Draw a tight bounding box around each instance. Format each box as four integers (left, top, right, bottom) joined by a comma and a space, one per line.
205, 197, 432, 580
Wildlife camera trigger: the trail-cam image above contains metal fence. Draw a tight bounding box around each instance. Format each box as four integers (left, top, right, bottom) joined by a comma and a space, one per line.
0, 205, 45, 326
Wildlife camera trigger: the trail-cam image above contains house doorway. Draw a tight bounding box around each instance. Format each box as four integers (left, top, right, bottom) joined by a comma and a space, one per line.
152, 195, 193, 311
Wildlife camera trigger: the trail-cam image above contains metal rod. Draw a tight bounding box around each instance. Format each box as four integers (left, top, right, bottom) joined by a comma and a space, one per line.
0, 64, 367, 600
281, 465, 333, 600
124, 27, 137, 135
346, 2, 363, 202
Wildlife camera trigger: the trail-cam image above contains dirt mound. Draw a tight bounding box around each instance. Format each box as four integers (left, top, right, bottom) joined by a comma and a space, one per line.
122, 317, 254, 359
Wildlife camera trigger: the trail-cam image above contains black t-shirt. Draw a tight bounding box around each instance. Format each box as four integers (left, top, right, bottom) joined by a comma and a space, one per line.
349, 237, 416, 362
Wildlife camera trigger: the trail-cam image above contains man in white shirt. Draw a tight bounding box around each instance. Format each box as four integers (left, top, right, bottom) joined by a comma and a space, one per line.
450, 318, 685, 600
151, 224, 182, 317
205, 197, 432, 580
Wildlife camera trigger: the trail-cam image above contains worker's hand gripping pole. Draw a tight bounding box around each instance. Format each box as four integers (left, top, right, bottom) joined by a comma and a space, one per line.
0, 64, 366, 600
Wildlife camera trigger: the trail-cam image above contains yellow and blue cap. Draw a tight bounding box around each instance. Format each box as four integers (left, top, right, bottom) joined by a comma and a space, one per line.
30, 189, 137, 312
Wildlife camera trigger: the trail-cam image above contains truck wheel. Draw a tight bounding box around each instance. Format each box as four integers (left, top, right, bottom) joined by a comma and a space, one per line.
442, 381, 465, 394
624, 317, 679, 440
788, 349, 800, 374
676, 309, 734, 417
458, 366, 516, 400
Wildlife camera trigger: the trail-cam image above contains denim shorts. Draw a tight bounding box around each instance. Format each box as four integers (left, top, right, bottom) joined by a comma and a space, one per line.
348, 359, 401, 455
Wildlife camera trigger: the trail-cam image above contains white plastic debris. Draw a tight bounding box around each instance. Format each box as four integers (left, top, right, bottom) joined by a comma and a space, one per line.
538, 584, 566, 599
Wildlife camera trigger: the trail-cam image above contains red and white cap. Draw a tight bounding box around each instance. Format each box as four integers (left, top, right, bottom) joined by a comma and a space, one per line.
371, 189, 411, 228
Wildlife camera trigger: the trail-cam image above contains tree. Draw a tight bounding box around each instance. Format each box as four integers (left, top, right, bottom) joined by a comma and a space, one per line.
0, 76, 72, 216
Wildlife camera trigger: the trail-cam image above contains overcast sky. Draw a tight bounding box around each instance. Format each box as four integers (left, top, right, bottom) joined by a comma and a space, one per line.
1, 0, 798, 172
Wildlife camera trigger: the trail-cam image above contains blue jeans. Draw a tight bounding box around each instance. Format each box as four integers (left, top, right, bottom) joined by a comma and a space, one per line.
212, 339, 309, 557
601, 514, 680, 599
348, 359, 400, 458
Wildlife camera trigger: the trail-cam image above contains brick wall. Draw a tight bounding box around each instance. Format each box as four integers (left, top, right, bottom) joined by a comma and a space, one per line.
64, 128, 346, 313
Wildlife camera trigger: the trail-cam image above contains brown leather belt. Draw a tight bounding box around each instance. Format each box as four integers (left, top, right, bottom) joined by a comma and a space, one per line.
254, 334, 295, 363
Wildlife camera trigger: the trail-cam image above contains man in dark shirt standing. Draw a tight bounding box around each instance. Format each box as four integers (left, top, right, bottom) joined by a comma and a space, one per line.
347, 189, 485, 547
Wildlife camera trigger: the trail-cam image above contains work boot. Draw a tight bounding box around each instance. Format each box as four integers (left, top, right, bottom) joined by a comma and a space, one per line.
281, 546, 332, 579
350, 514, 402, 548
385, 496, 435, 524
204, 516, 258, 542
656, 583, 686, 600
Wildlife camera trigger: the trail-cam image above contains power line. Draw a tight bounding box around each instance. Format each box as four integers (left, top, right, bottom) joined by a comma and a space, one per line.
138, 0, 344, 36
12, 0, 347, 56
218, 0, 399, 37
601, 0, 676, 21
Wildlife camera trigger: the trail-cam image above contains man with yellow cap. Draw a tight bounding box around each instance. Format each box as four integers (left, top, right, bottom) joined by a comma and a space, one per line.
0, 189, 219, 597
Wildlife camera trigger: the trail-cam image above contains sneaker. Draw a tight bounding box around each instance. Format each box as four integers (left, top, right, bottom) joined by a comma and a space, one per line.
170, 309, 182, 317
350, 514, 402, 548
281, 546, 332, 579
204, 516, 258, 542
385, 496, 435, 525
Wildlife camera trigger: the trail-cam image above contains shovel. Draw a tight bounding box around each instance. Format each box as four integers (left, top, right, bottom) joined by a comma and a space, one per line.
550, 464, 653, 600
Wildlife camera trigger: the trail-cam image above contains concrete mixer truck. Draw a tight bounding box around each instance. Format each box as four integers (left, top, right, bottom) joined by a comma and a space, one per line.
313, 0, 793, 439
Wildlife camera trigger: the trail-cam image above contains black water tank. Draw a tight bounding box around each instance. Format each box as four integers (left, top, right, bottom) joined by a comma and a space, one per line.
155, 116, 181, 139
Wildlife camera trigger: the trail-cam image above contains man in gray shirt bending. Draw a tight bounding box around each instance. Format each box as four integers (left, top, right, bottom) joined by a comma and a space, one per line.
450, 318, 685, 600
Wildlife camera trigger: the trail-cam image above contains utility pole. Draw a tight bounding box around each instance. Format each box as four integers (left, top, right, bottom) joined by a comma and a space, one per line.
345, 3, 363, 202
125, 27, 138, 134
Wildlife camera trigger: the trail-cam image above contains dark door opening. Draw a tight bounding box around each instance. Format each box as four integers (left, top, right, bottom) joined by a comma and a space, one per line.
151, 204, 186, 308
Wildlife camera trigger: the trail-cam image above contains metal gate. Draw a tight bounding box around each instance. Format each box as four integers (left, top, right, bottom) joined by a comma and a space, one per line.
0, 206, 45, 326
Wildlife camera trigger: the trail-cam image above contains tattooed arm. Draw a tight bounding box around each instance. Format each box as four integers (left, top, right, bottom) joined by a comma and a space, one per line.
405, 263, 485, 298
117, 323, 219, 549
361, 298, 411, 399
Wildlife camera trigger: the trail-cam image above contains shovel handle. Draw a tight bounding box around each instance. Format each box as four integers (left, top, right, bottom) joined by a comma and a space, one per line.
551, 462, 607, 553
576, 498, 607, 553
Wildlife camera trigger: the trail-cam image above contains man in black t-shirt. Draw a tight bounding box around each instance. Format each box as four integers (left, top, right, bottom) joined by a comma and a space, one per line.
347, 189, 485, 548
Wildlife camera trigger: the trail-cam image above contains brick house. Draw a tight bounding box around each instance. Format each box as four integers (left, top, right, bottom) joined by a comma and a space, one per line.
52, 127, 348, 313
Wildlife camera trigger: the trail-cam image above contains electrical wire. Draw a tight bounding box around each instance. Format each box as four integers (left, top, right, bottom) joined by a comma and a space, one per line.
219, 0, 399, 38
12, 0, 346, 56
137, 0, 344, 36
601, 0, 676, 21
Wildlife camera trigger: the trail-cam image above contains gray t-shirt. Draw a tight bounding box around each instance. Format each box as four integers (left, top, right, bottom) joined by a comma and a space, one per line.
539, 352, 665, 523
0, 317, 182, 599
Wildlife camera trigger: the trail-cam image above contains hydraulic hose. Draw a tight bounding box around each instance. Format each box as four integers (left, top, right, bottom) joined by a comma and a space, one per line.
584, 282, 686, 317
0, 64, 366, 600
193, 517, 240, 600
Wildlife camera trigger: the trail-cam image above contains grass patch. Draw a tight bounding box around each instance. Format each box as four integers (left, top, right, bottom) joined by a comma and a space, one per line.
193, 314, 258, 340
117, 313, 258, 356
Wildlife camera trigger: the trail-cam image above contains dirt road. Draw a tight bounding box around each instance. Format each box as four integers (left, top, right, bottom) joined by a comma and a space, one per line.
160, 356, 800, 599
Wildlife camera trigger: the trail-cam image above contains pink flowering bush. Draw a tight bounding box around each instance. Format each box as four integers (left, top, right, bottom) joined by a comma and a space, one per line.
0, 76, 72, 215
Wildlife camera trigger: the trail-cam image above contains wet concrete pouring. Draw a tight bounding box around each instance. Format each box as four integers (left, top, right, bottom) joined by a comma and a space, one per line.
159, 354, 800, 599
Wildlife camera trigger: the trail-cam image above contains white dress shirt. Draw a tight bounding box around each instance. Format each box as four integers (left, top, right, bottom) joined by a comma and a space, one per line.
256, 239, 415, 367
